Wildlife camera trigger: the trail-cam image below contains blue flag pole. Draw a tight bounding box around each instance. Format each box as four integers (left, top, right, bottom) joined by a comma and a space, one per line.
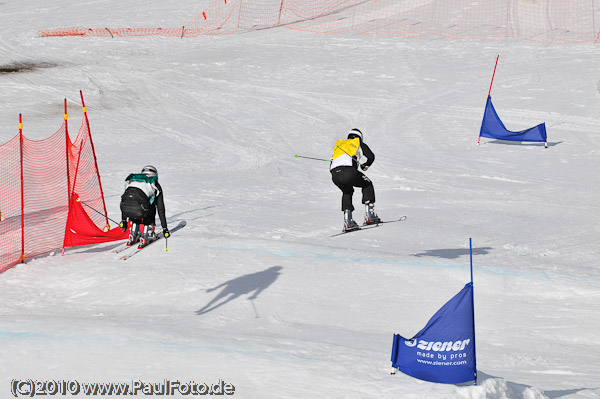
470, 238, 478, 385
390, 241, 479, 384
470, 238, 473, 284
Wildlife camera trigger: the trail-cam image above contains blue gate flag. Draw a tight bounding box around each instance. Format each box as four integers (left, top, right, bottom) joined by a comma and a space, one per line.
480, 96, 547, 143
391, 283, 476, 384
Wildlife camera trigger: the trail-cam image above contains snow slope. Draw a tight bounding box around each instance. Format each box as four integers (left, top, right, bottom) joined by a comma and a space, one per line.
1, 1, 600, 398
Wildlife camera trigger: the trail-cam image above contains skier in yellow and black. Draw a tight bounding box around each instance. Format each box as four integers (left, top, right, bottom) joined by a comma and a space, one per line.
330, 128, 381, 232
119, 165, 170, 247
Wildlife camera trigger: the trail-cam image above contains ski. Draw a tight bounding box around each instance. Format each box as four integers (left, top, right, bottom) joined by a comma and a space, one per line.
119, 220, 187, 260
331, 216, 407, 237
113, 243, 132, 254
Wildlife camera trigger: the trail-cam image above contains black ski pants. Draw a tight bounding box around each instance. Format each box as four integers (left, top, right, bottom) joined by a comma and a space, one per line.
331, 166, 375, 212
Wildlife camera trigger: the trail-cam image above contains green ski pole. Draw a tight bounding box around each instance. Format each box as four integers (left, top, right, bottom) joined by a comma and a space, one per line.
294, 154, 331, 162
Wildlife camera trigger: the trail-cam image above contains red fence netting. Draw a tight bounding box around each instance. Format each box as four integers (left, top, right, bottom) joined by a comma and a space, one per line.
38, 0, 600, 44
0, 95, 127, 274
21, 123, 70, 262
0, 134, 22, 273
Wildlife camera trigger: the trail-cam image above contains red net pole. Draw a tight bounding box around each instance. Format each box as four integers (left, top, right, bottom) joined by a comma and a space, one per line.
63, 119, 85, 256
62, 99, 72, 256
64, 99, 71, 204
479, 55, 499, 145
70, 131, 84, 200
277, 0, 284, 26
19, 114, 25, 263
487, 55, 500, 98
80, 91, 109, 229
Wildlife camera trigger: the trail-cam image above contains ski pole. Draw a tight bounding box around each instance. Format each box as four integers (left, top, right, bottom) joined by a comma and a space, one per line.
294, 154, 331, 162
75, 197, 120, 225
336, 145, 352, 156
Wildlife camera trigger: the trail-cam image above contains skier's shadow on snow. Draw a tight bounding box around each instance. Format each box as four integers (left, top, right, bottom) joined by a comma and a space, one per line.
413, 247, 492, 259
196, 266, 283, 316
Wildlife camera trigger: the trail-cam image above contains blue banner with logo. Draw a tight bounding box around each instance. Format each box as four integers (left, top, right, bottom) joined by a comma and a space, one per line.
480, 96, 547, 143
391, 283, 476, 384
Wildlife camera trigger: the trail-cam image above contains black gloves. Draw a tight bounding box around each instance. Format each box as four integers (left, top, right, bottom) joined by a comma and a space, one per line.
163, 227, 170, 238
360, 164, 369, 171
119, 220, 128, 232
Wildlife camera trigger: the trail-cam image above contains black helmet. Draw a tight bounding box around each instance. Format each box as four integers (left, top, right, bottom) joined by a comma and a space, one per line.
347, 128, 363, 142
141, 165, 158, 176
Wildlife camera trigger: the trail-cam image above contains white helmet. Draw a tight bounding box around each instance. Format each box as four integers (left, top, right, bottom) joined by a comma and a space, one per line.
141, 165, 158, 176
347, 128, 363, 142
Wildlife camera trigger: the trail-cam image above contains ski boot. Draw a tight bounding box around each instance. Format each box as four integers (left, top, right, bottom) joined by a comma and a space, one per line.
126, 223, 142, 246
139, 224, 157, 247
343, 210, 360, 232
364, 202, 382, 225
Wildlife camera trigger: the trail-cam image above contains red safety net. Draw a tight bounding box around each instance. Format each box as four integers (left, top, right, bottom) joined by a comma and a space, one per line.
63, 194, 128, 248
0, 134, 22, 273
0, 96, 127, 274
38, 0, 600, 44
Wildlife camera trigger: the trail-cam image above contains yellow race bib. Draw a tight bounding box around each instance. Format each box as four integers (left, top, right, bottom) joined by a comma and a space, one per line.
332, 138, 360, 160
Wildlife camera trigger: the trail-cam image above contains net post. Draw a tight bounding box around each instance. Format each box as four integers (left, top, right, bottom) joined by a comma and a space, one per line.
19, 114, 25, 263
277, 0, 284, 26
80, 90, 110, 228
64, 99, 71, 204
62, 99, 72, 255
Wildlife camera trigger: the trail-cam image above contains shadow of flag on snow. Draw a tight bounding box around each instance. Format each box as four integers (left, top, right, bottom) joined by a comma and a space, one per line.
479, 96, 547, 146
391, 282, 477, 384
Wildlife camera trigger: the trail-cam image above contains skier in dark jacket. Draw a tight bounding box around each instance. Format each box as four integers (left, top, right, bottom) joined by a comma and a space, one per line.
330, 128, 381, 232
119, 165, 169, 246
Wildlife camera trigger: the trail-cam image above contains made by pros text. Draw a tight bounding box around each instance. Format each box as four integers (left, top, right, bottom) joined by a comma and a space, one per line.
407, 338, 471, 362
